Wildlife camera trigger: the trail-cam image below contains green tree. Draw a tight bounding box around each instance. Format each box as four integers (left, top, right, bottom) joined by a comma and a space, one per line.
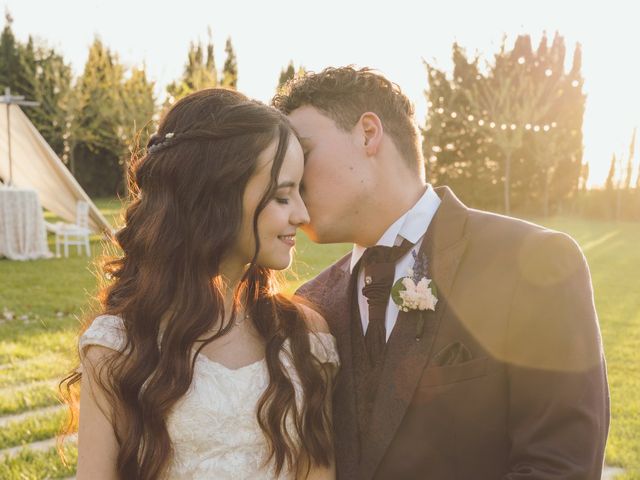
166, 34, 218, 106
277, 61, 305, 92
121, 66, 155, 146
121, 65, 156, 194
424, 33, 585, 215
466, 37, 558, 215
69, 37, 126, 196
220, 37, 237, 89
624, 127, 636, 190
423, 44, 502, 210
70, 39, 157, 197
18, 37, 72, 157
279, 61, 295, 90
579, 162, 589, 192
538, 37, 584, 216
0, 12, 25, 92
13, 35, 36, 99
605, 153, 616, 191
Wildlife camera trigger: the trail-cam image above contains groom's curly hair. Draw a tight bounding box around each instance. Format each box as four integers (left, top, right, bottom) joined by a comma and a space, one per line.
273, 66, 423, 173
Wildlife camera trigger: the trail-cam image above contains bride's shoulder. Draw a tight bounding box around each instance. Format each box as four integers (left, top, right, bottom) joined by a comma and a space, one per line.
293, 303, 339, 366
79, 314, 127, 362
296, 302, 330, 335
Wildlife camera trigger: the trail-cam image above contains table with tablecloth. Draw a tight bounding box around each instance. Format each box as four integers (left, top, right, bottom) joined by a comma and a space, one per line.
0, 186, 52, 260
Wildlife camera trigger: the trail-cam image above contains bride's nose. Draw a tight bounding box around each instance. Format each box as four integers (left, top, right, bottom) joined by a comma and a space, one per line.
291, 199, 310, 226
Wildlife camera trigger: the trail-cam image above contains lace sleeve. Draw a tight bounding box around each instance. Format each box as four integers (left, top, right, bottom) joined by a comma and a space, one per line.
78, 314, 127, 363
309, 332, 340, 367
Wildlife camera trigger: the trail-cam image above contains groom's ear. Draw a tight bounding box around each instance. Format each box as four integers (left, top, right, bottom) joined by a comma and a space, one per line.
359, 112, 383, 156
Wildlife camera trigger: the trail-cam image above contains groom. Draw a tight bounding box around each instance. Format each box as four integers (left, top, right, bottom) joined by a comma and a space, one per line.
273, 67, 609, 480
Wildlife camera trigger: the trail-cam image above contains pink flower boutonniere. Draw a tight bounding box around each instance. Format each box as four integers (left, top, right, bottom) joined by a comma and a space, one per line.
391, 250, 438, 341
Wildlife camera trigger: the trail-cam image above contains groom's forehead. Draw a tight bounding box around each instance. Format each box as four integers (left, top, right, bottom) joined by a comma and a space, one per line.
288, 105, 339, 135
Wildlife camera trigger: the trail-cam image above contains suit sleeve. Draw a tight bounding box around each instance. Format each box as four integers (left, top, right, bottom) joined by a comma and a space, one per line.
504, 231, 610, 479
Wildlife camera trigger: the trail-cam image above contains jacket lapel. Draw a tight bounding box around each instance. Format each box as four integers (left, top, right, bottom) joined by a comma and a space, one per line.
323, 260, 361, 480
359, 186, 470, 480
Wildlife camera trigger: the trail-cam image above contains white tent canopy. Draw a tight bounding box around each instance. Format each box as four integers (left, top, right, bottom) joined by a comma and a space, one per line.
0, 104, 112, 234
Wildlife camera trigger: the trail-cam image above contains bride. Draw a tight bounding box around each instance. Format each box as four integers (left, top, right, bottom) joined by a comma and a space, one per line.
60, 88, 338, 479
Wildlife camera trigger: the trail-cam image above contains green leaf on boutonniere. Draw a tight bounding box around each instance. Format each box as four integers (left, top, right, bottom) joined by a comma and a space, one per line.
391, 276, 408, 307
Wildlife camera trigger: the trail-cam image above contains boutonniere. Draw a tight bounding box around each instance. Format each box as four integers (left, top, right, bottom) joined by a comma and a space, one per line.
391, 250, 438, 341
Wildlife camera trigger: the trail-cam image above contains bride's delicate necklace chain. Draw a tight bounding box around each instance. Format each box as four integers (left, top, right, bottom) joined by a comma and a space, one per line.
233, 311, 251, 326
201, 308, 251, 335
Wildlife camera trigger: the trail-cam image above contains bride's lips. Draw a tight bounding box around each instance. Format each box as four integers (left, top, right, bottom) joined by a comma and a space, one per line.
278, 234, 296, 247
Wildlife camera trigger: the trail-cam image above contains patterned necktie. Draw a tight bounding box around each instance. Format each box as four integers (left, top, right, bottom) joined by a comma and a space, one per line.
360, 238, 414, 367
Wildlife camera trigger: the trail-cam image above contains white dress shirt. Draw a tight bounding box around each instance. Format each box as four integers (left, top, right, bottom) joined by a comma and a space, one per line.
350, 185, 441, 341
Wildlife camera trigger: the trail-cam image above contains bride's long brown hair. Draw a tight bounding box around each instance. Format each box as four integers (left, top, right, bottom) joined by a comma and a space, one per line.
59, 88, 333, 479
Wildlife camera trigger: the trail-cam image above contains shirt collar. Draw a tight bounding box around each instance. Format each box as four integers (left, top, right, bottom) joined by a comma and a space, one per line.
350, 184, 441, 273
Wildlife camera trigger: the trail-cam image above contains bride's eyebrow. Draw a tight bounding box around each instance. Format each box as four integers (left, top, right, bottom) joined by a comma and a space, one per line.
277, 181, 296, 189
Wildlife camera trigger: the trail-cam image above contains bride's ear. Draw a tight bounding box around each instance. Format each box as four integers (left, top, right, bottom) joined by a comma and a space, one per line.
359, 112, 383, 156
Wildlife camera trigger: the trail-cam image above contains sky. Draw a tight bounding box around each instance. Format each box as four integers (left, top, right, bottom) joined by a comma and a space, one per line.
4, 0, 640, 187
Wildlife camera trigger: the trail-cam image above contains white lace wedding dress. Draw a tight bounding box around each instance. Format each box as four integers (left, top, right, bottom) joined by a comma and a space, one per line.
79, 314, 339, 479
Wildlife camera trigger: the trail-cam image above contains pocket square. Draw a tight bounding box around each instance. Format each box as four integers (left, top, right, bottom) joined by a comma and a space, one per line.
432, 341, 473, 367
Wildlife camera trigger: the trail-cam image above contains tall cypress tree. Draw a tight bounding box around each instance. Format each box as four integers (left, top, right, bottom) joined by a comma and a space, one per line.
19, 38, 72, 157
278, 61, 296, 90
122, 66, 155, 148
221, 37, 238, 89
166, 35, 218, 105
14, 35, 36, 99
579, 162, 589, 192
276, 61, 306, 92
0, 12, 24, 92
605, 154, 616, 191
121, 66, 156, 194
624, 127, 636, 190
70, 37, 126, 196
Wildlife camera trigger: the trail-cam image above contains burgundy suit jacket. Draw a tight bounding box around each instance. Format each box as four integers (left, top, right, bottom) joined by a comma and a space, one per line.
297, 186, 609, 480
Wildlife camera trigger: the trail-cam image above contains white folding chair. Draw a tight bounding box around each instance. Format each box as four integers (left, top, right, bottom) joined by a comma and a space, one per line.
45, 201, 92, 258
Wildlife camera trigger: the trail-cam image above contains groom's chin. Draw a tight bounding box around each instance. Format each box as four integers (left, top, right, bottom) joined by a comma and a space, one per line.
301, 224, 326, 244
301, 224, 341, 245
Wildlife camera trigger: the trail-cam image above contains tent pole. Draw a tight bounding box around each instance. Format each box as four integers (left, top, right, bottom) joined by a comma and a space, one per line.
6, 102, 12, 186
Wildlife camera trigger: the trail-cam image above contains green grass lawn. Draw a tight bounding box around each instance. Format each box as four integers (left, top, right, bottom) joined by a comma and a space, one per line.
0, 199, 638, 479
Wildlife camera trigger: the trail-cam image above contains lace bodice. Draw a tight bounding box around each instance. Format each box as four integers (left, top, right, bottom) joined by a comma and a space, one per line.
78, 314, 339, 479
